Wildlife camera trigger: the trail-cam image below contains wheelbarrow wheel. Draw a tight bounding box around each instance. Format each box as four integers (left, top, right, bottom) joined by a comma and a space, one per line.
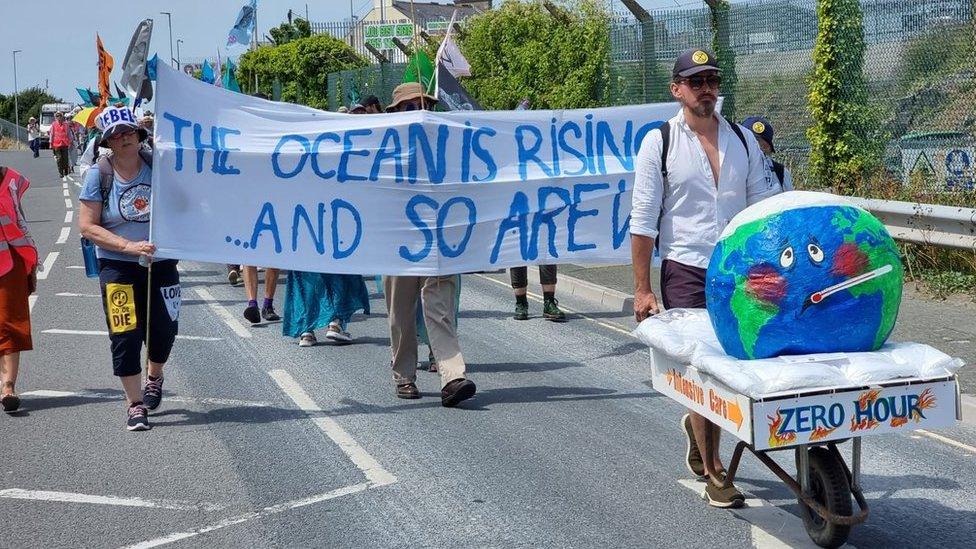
799, 446, 853, 548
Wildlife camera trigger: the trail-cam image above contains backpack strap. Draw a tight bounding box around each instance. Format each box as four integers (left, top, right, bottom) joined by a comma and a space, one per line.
772, 160, 786, 189
138, 146, 153, 168
658, 121, 670, 179
96, 156, 114, 210
727, 118, 750, 161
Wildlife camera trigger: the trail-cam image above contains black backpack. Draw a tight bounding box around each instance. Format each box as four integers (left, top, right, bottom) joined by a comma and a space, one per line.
771, 159, 786, 189
657, 118, 749, 179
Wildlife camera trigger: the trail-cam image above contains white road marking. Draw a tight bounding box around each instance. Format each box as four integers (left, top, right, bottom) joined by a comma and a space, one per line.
916, 429, 976, 454
62, 188, 70, 197
0, 489, 222, 512
64, 210, 73, 223
193, 287, 252, 339
675, 479, 855, 549
121, 482, 372, 549
41, 329, 222, 342
28, 295, 37, 312
36, 252, 59, 280
65, 175, 75, 182
64, 198, 73, 209
55, 292, 100, 297
269, 369, 398, 487
61, 182, 68, 190
56, 227, 70, 244
74, 180, 81, 188
20, 389, 273, 408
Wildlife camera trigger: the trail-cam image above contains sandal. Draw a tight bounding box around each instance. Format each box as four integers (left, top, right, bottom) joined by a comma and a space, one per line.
1, 393, 21, 413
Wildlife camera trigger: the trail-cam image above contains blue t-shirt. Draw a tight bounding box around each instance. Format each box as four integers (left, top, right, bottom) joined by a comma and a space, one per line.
80, 162, 152, 262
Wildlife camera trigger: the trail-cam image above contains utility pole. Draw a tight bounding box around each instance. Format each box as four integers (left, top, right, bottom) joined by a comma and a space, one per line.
160, 11, 175, 67
176, 39, 183, 69
12, 50, 22, 148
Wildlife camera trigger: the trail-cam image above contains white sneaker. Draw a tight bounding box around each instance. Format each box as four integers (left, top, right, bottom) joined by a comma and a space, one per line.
325, 323, 352, 343
298, 332, 317, 347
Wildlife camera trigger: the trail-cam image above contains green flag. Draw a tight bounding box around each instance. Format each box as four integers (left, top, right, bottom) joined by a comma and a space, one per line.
223, 59, 242, 93
403, 50, 435, 95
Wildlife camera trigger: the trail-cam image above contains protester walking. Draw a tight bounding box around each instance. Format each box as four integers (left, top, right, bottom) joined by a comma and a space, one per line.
78, 106, 179, 431
242, 267, 281, 324
0, 167, 38, 414
383, 82, 475, 407
630, 48, 780, 507
27, 118, 41, 158
283, 272, 370, 346
50, 112, 74, 180
509, 265, 566, 321
742, 116, 794, 192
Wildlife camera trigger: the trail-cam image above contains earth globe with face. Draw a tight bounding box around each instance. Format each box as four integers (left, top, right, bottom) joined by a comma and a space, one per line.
705, 191, 903, 360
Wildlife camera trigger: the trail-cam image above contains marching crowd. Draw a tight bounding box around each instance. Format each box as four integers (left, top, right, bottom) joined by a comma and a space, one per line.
1, 47, 794, 509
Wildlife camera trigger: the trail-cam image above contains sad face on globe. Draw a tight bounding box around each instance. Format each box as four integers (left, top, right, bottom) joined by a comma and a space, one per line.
706, 192, 903, 360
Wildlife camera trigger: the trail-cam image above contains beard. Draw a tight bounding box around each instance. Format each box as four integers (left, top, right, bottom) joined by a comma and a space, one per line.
690, 97, 716, 118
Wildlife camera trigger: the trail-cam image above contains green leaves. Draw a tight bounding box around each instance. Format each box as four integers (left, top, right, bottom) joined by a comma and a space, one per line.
458, 0, 611, 110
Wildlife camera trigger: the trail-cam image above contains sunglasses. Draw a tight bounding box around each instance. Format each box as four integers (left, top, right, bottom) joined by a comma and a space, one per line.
109, 128, 137, 141
400, 100, 433, 112
679, 74, 722, 91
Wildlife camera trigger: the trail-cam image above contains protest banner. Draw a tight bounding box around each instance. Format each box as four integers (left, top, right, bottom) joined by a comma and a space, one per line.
152, 63, 680, 275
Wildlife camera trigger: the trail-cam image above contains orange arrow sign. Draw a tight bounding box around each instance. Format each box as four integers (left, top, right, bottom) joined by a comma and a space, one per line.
727, 399, 743, 430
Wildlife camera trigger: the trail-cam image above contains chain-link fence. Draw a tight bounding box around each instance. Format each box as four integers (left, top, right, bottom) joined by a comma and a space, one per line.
324, 0, 975, 193
0, 117, 27, 146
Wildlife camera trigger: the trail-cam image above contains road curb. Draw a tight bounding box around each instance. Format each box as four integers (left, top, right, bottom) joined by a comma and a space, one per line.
526, 268, 633, 313
961, 394, 976, 426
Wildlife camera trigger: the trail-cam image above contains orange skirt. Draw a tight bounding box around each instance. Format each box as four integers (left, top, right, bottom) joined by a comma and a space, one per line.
0, 252, 32, 354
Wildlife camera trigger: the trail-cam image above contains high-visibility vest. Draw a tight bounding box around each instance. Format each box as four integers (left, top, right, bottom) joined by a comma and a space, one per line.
50, 120, 72, 148
0, 167, 38, 277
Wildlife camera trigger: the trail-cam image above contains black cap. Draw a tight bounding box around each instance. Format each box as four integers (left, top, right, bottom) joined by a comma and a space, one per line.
743, 116, 775, 152
672, 48, 721, 78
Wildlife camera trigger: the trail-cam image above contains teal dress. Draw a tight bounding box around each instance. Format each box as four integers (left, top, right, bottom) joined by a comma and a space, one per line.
283, 272, 370, 337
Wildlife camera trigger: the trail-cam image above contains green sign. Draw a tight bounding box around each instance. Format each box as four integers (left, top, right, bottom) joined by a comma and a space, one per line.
364, 22, 415, 50
426, 21, 449, 33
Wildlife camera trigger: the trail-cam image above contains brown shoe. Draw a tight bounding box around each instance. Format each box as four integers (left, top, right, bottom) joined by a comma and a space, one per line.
682, 414, 706, 479
441, 378, 476, 407
396, 382, 420, 400
703, 480, 745, 509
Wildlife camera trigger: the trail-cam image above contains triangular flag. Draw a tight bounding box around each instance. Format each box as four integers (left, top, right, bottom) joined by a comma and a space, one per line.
96, 34, 115, 108
201, 60, 215, 84
403, 50, 435, 95
214, 49, 223, 88
223, 59, 241, 93
119, 19, 153, 100
146, 54, 158, 81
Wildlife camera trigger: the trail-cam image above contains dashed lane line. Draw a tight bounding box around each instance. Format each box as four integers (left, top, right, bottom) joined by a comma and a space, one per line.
36, 251, 59, 280
64, 198, 73, 209
916, 429, 976, 454
55, 292, 100, 297
28, 295, 37, 312
64, 210, 73, 223
0, 489, 223, 512
193, 287, 252, 339
41, 329, 222, 342
56, 226, 70, 244
62, 188, 70, 197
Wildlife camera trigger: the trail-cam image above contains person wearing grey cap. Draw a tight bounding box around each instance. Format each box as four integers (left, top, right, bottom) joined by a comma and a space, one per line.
742, 115, 794, 192
630, 47, 780, 508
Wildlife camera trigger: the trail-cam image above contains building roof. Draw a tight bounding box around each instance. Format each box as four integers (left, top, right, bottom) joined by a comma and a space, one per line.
392, 1, 484, 22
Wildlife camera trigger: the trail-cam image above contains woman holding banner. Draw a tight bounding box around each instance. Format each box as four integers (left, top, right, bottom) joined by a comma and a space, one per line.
78, 106, 180, 432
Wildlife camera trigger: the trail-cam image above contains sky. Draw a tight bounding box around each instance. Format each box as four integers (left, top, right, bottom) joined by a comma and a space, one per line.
0, 0, 722, 106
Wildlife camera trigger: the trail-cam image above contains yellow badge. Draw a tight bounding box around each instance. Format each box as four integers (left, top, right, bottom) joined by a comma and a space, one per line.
106, 283, 137, 334
752, 121, 767, 134
692, 50, 709, 64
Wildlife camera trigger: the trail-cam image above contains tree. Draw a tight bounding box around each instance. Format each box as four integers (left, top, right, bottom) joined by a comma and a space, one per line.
268, 17, 312, 46
0, 87, 64, 126
460, 0, 611, 109
705, 0, 738, 120
807, 0, 885, 192
238, 33, 367, 108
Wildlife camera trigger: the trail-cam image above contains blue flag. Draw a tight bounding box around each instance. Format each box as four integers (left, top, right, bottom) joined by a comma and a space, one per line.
223, 59, 241, 93
76, 88, 94, 106
201, 60, 215, 84
227, 0, 258, 48
146, 54, 158, 81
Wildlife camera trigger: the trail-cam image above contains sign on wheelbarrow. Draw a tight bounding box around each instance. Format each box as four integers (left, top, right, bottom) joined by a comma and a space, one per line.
755, 379, 960, 451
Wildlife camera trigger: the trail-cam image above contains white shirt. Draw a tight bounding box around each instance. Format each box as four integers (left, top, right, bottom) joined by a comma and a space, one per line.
631, 109, 780, 269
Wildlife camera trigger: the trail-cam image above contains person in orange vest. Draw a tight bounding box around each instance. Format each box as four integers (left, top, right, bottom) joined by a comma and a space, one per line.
0, 167, 38, 413
50, 111, 75, 180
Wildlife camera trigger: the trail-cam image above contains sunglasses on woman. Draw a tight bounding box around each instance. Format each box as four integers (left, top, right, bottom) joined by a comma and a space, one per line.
679, 74, 722, 91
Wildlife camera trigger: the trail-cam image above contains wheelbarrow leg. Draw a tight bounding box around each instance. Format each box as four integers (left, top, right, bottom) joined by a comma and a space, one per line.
796, 443, 811, 495
851, 437, 862, 492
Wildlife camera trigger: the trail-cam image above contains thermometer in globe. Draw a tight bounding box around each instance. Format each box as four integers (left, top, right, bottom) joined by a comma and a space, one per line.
807, 264, 893, 306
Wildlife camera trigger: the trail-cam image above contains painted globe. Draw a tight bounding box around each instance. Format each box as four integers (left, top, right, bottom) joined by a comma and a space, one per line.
706, 191, 903, 360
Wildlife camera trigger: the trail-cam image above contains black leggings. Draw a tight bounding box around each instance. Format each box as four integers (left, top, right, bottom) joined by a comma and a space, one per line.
509, 265, 557, 289
98, 259, 180, 377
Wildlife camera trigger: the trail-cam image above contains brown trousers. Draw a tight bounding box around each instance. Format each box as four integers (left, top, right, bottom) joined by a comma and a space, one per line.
384, 275, 466, 388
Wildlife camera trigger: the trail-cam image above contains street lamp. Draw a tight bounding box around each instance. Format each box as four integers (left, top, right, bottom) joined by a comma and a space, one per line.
12, 50, 21, 149
176, 39, 183, 69
160, 11, 174, 67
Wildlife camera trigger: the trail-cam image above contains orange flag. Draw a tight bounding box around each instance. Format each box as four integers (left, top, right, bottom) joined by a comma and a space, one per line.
96, 34, 114, 108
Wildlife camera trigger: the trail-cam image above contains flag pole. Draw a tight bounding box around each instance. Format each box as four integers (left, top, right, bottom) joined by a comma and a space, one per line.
407, 0, 425, 109
252, 2, 259, 93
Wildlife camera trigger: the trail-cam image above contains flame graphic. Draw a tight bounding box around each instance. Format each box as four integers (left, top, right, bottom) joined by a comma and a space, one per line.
914, 388, 937, 420
890, 416, 908, 428
767, 411, 796, 448
810, 425, 839, 441
666, 369, 676, 387
850, 389, 882, 432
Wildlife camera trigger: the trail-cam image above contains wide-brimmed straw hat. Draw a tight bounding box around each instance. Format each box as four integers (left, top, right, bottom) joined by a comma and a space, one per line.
385, 82, 437, 112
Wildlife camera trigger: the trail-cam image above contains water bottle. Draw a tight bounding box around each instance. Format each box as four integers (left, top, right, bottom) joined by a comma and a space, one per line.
81, 237, 99, 278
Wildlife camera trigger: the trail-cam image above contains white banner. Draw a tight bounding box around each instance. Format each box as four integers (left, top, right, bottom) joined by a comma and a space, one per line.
152, 63, 679, 275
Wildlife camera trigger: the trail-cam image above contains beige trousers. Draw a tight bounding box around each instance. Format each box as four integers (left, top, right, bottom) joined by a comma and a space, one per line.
384, 275, 466, 388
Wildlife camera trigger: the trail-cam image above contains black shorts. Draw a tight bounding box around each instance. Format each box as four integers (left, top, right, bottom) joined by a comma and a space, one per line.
660, 259, 707, 309
98, 259, 180, 377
